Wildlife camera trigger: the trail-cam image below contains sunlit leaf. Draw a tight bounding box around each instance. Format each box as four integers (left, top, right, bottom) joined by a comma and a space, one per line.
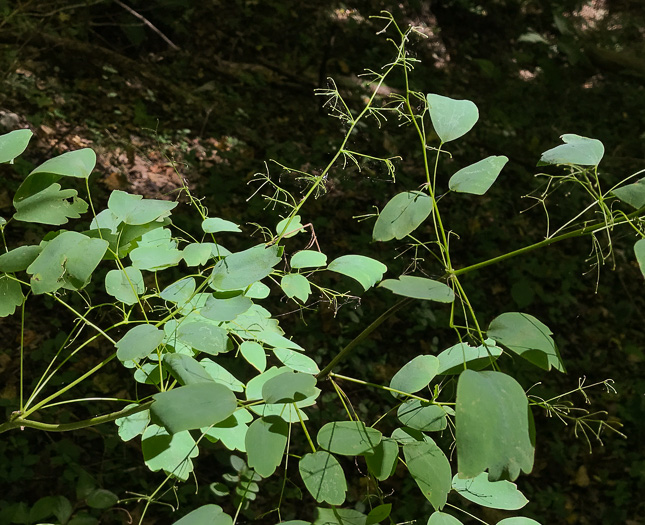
273, 347, 320, 374
0, 274, 23, 317
452, 472, 528, 510
114, 405, 149, 442
0, 129, 32, 163
240, 341, 266, 372
201, 292, 253, 321
539, 134, 604, 166
108, 190, 177, 225
397, 400, 447, 432
427, 94, 479, 143
164, 354, 213, 385
152, 382, 237, 433
276, 215, 305, 238
317, 421, 382, 456
456, 370, 534, 481
635, 238, 645, 278
612, 179, 645, 209
300, 451, 347, 505
173, 504, 233, 525
105, 266, 144, 305
496, 518, 542, 525
365, 438, 398, 481
246, 415, 288, 477
0, 245, 41, 273
203, 409, 253, 452
30, 148, 96, 179
281, 273, 311, 303
202, 217, 241, 233
449, 156, 508, 195
142, 424, 198, 480
177, 320, 229, 355
129, 227, 182, 271
210, 244, 281, 290
200, 359, 245, 392
327, 255, 387, 291
313, 507, 367, 525
379, 276, 454, 303
116, 324, 163, 362
262, 370, 318, 403
182, 243, 214, 266
13, 184, 88, 225
291, 250, 327, 269
390, 355, 439, 398
427, 512, 464, 525
404, 439, 451, 510
488, 312, 564, 372
373, 191, 432, 242
437, 340, 503, 375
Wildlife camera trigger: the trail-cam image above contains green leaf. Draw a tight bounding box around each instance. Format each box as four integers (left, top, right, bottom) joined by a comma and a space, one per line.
0, 245, 41, 273
151, 382, 237, 433
452, 472, 528, 510
372, 191, 432, 242
392, 426, 433, 444
142, 424, 198, 480
0, 274, 23, 317
313, 508, 367, 525
240, 341, 267, 372
456, 370, 535, 481
281, 273, 311, 303
437, 340, 503, 375
365, 439, 399, 481
327, 255, 387, 291
404, 439, 452, 510
427, 94, 479, 143
177, 320, 229, 355
105, 266, 144, 305
161, 277, 196, 305
277, 215, 305, 238
317, 421, 382, 456
30, 148, 96, 178
291, 250, 327, 269
173, 505, 233, 525
203, 409, 253, 452
164, 354, 213, 385
129, 228, 182, 271
389, 355, 439, 398
210, 244, 281, 290
449, 156, 508, 195
397, 400, 447, 432
108, 190, 177, 225
116, 324, 164, 362
539, 134, 604, 166
273, 347, 320, 374
245, 281, 270, 298
366, 504, 392, 525
262, 370, 318, 403
258, 331, 304, 350
200, 359, 245, 392
201, 293, 253, 321
202, 217, 242, 233
246, 415, 288, 477
612, 179, 645, 209
86, 489, 118, 509
246, 367, 291, 400
27, 231, 108, 294
299, 451, 347, 505
379, 276, 454, 302
427, 512, 464, 525
13, 183, 88, 225
496, 518, 541, 525
487, 312, 564, 372
183, 242, 214, 266
0, 129, 32, 163
635, 239, 645, 278
115, 405, 150, 442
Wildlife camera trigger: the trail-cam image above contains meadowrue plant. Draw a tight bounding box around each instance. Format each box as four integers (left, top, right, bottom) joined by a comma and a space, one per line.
1, 12, 644, 525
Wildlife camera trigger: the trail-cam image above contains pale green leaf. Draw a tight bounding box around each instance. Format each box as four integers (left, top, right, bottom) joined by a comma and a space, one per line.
246, 367, 290, 400
373, 191, 432, 242
404, 439, 452, 510
203, 409, 253, 452
427, 512, 464, 525
182, 243, 214, 266
245, 281, 270, 298
0, 129, 32, 163
317, 421, 382, 456
114, 405, 150, 442
177, 320, 229, 355
397, 400, 447, 432
313, 508, 366, 525
273, 347, 320, 374
258, 331, 304, 350
299, 451, 347, 505
200, 359, 245, 392
437, 340, 503, 375
142, 424, 198, 480
105, 266, 144, 305
246, 415, 288, 477
452, 472, 528, 510
202, 217, 241, 233
488, 312, 564, 372
281, 273, 311, 303
276, 215, 305, 238
365, 439, 398, 481
390, 355, 439, 398
262, 370, 318, 403
327, 255, 387, 291
539, 134, 604, 166
129, 228, 182, 271
30, 148, 96, 178
108, 190, 177, 225
378, 275, 454, 302
240, 341, 267, 372
116, 324, 164, 362
0, 274, 23, 317
209, 244, 281, 290
161, 277, 196, 305
164, 354, 213, 385
612, 179, 645, 209
449, 156, 508, 195
456, 370, 535, 481
635, 239, 645, 278
496, 518, 541, 525
14, 184, 88, 225
291, 250, 327, 269
0, 245, 41, 273
173, 504, 233, 525
201, 292, 253, 321
427, 94, 479, 143
151, 382, 237, 433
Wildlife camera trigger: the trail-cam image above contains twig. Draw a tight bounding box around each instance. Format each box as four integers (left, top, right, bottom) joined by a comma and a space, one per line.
112, 0, 179, 50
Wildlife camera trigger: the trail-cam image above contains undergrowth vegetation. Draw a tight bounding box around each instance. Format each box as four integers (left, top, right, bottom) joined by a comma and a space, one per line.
1, 14, 644, 525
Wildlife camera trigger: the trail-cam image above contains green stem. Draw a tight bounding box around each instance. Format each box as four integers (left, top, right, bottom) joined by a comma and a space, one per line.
316, 298, 411, 379
0, 400, 153, 434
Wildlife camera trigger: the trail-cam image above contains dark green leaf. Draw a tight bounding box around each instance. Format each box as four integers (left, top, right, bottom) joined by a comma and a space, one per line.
365, 439, 398, 481
366, 504, 391, 525
86, 489, 118, 509
397, 400, 447, 432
